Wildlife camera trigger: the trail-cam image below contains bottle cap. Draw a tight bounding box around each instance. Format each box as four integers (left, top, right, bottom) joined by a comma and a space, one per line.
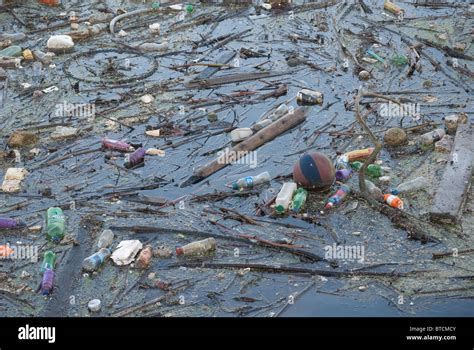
176, 247, 184, 256
88, 299, 101, 312
275, 205, 285, 214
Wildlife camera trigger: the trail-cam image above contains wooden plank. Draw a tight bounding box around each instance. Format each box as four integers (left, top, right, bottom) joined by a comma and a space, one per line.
181, 107, 308, 186
185, 71, 279, 89
430, 123, 473, 224
194, 51, 236, 81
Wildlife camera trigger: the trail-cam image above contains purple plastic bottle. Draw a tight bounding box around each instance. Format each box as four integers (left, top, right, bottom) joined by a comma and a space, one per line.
335, 168, 352, 181
124, 148, 145, 169
101, 138, 134, 152
41, 269, 54, 295
0, 217, 18, 229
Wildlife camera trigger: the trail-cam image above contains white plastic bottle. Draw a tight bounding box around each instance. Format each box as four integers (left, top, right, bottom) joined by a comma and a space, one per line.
275, 182, 297, 214
230, 128, 253, 142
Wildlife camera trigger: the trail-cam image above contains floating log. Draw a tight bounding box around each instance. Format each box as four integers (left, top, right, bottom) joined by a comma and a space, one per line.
182, 107, 308, 186
430, 123, 473, 224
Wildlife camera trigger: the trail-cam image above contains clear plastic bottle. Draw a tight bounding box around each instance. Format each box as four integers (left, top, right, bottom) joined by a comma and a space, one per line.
420, 129, 445, 146
364, 180, 383, 202
97, 229, 114, 249
251, 119, 272, 132
275, 182, 297, 214
391, 176, 427, 195
176, 238, 216, 256
269, 104, 289, 121
231, 171, 271, 190
82, 248, 111, 272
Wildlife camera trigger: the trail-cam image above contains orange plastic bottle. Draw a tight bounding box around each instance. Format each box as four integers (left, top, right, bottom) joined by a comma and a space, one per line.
384, 194, 404, 209
38, 0, 61, 6
345, 148, 374, 162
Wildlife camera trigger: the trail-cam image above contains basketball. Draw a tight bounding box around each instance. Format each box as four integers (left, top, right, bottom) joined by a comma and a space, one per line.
293, 152, 335, 190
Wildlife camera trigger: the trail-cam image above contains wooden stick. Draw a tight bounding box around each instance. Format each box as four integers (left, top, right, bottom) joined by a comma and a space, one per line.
182, 107, 308, 186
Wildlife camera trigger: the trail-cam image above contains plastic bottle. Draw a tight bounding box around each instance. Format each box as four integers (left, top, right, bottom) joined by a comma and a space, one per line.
296, 89, 323, 106
335, 155, 350, 170
41, 269, 54, 295
38, 0, 61, 6
82, 248, 111, 272
41, 251, 56, 272
251, 119, 272, 132
32, 61, 43, 82
185, 4, 194, 13
392, 55, 408, 66
46, 207, 65, 243
345, 148, 374, 162
230, 128, 253, 142
124, 148, 146, 168
0, 45, 22, 58
384, 0, 404, 16
335, 168, 352, 181
138, 42, 168, 52
420, 129, 445, 146
289, 188, 308, 213
325, 185, 350, 209
364, 180, 383, 202
176, 238, 216, 256
275, 182, 297, 214
231, 171, 271, 190
384, 194, 403, 209
0, 217, 21, 229
366, 164, 382, 178
101, 138, 135, 152
97, 229, 114, 249
135, 245, 153, 269
0, 33, 26, 42
269, 104, 289, 120
391, 176, 427, 195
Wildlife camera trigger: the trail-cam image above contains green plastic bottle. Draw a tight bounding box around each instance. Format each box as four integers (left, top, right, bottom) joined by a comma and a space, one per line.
41, 251, 56, 272
290, 188, 308, 213
185, 4, 194, 13
366, 164, 382, 177
151, 2, 160, 9
392, 55, 408, 66
0, 45, 22, 58
46, 207, 65, 242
